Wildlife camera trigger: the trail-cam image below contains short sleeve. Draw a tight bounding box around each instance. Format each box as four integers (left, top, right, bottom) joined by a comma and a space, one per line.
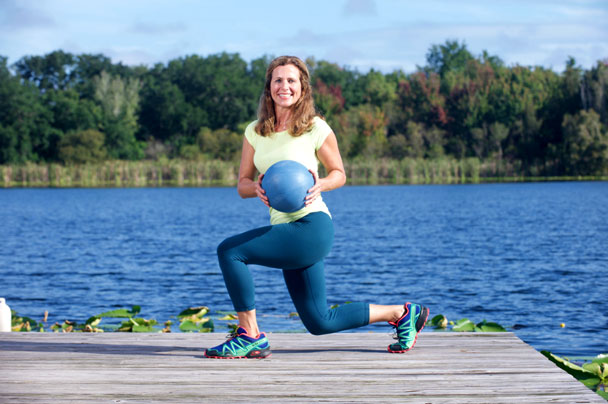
312, 117, 332, 150
244, 121, 259, 149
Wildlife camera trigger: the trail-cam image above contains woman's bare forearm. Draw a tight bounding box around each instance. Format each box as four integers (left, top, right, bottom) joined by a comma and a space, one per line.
237, 177, 258, 198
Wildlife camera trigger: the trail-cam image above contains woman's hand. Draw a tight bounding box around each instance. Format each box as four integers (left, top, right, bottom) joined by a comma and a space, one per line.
305, 170, 322, 206
256, 174, 270, 207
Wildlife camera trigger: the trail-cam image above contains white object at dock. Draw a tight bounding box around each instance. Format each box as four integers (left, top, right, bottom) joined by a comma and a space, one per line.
0, 298, 11, 332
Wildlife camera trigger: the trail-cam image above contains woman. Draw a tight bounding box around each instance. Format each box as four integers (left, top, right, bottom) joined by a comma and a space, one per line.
205, 56, 428, 359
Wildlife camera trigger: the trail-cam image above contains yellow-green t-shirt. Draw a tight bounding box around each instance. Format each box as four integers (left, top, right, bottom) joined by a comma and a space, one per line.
244, 116, 332, 225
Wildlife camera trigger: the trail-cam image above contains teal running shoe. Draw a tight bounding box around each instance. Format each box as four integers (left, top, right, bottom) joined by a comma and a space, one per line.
204, 327, 271, 359
388, 302, 429, 353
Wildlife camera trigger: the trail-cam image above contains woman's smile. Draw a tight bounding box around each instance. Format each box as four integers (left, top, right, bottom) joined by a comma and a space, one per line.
270, 64, 302, 110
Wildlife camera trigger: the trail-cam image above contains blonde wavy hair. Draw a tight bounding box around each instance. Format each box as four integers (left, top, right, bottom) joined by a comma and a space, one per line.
255, 56, 317, 137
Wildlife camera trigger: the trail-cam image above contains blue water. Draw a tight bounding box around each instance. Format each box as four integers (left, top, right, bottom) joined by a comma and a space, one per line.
1, 182, 606, 357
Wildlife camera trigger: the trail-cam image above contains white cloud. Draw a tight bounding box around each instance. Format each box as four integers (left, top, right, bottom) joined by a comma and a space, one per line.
0, 0, 55, 31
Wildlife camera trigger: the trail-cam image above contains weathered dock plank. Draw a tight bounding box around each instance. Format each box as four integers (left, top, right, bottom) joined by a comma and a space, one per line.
0, 332, 603, 403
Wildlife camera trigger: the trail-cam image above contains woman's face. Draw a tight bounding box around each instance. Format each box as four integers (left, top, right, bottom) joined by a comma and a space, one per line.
270, 64, 302, 111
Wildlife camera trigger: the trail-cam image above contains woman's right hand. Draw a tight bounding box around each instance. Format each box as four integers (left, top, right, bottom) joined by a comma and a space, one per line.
256, 174, 270, 207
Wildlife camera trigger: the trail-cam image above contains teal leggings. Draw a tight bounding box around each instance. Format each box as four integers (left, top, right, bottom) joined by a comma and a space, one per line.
217, 212, 370, 335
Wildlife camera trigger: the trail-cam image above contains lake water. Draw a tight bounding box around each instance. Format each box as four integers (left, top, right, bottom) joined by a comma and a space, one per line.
1, 182, 606, 357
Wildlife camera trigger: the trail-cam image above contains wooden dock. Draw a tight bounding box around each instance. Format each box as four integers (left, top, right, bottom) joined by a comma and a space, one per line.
0, 331, 604, 403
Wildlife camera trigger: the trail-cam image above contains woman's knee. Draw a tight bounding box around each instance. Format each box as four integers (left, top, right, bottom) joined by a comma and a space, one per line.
217, 237, 241, 269
299, 314, 334, 336
216, 237, 231, 257
217, 233, 243, 258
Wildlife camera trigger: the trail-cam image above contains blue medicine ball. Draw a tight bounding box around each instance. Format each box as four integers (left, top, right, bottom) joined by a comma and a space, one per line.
262, 160, 314, 213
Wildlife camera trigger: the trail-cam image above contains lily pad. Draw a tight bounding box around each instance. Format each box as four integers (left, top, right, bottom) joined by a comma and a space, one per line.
452, 318, 475, 332
97, 305, 141, 318
475, 320, 507, 332
430, 314, 448, 328
179, 318, 213, 332
541, 351, 601, 388
178, 306, 209, 318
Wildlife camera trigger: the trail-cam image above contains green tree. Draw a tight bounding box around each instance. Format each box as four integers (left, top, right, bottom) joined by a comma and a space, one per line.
58, 129, 107, 164
196, 127, 242, 161
168, 53, 257, 131
309, 59, 364, 108
0, 56, 55, 163
387, 134, 409, 159
561, 110, 608, 175
561, 57, 583, 115
480, 50, 505, 71
72, 53, 117, 99
249, 55, 272, 98
392, 72, 447, 131
338, 104, 388, 158
425, 40, 474, 78
581, 60, 608, 126
139, 64, 201, 146
488, 122, 509, 159
507, 103, 544, 174
93, 71, 143, 159
46, 89, 101, 134
14, 50, 76, 91
359, 69, 397, 107
470, 122, 508, 159
403, 121, 425, 158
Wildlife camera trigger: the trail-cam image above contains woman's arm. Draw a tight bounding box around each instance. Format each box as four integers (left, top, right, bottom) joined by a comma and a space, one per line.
237, 138, 269, 206
306, 131, 346, 205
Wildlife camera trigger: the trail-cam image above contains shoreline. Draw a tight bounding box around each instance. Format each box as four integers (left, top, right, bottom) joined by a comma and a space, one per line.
2, 158, 607, 188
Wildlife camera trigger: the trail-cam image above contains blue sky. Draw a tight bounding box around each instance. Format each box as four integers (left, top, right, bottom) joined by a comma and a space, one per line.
1, 0, 606, 73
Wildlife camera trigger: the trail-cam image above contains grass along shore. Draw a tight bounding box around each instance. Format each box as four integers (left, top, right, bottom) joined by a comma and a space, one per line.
1, 157, 606, 188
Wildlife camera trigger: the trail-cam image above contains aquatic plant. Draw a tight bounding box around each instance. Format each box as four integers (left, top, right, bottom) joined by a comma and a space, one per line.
10, 306, 214, 333
10, 309, 103, 333
177, 306, 214, 332
214, 311, 240, 333
82, 305, 159, 332
10, 310, 46, 332
541, 351, 608, 400
429, 314, 507, 332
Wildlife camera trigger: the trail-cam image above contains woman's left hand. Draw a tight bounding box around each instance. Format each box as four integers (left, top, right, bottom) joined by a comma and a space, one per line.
305, 170, 322, 206
256, 174, 271, 207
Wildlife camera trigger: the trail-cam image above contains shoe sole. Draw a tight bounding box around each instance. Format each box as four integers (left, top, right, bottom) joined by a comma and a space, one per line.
204, 347, 272, 359
387, 305, 429, 354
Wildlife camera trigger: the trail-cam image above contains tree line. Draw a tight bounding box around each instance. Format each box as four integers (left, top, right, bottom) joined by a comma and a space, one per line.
1, 40, 607, 176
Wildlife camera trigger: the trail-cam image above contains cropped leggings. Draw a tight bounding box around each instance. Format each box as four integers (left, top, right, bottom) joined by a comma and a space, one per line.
216, 212, 370, 335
